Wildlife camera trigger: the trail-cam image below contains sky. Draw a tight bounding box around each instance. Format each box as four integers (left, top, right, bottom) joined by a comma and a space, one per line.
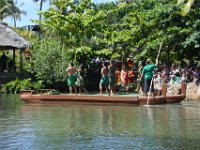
4, 0, 114, 27
4, 0, 50, 27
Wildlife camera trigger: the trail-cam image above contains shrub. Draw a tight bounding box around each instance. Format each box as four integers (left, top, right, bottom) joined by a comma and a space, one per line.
0, 78, 43, 94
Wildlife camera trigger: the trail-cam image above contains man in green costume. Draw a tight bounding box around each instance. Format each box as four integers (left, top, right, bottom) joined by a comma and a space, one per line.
66, 63, 77, 95
99, 62, 110, 96
141, 58, 158, 96
108, 60, 116, 95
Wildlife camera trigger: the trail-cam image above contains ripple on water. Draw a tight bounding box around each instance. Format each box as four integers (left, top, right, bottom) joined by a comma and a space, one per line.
1, 98, 200, 149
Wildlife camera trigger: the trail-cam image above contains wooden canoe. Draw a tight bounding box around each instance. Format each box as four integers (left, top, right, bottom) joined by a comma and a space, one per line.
20, 83, 186, 106
20, 91, 168, 106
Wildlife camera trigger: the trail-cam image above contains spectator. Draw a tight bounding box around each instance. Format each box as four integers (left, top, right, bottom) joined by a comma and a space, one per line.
0, 52, 9, 72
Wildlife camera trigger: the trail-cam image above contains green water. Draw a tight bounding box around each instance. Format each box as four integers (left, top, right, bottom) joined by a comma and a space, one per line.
0, 95, 200, 149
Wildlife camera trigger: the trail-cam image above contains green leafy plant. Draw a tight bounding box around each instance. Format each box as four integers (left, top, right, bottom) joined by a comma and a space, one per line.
0, 78, 43, 94
30, 38, 71, 86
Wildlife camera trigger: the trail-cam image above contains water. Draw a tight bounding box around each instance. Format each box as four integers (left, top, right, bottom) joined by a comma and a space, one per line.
0, 95, 200, 149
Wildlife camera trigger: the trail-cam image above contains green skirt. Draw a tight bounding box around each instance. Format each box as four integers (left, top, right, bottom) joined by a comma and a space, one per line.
67, 75, 76, 86
100, 76, 109, 87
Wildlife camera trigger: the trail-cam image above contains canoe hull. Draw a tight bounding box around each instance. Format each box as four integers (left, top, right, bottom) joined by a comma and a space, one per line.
166, 94, 185, 103
20, 94, 139, 105
138, 96, 166, 105
20, 91, 174, 106
20, 82, 186, 106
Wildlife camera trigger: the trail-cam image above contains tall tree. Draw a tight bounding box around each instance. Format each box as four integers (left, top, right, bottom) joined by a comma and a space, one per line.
33, 0, 48, 21
0, 0, 26, 27
11, 0, 27, 27
0, 0, 13, 20
12, 7, 27, 27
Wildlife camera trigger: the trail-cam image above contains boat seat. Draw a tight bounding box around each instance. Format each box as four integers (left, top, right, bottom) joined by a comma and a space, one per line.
181, 82, 187, 96
20, 90, 35, 95
153, 83, 167, 96
166, 82, 186, 96
40, 89, 56, 94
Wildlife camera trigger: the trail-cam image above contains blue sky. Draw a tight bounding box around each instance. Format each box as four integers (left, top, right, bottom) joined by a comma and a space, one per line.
4, 0, 49, 27
4, 0, 114, 27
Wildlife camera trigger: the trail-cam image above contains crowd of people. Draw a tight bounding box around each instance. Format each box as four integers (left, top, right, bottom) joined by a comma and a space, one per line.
65, 59, 200, 97
145, 60, 200, 97
65, 60, 135, 95
155, 63, 200, 99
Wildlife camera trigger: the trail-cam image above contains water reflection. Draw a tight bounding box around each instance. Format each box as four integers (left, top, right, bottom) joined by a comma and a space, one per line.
0, 95, 200, 149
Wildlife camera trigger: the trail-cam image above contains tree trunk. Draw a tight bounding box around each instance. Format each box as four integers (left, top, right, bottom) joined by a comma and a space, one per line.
14, 16, 16, 27
39, 0, 43, 21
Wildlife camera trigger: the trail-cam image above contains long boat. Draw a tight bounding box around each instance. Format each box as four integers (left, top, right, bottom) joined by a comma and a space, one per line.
20, 83, 186, 106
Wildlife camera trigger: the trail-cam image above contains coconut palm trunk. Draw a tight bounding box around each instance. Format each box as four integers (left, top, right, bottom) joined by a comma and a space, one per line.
33, 0, 48, 21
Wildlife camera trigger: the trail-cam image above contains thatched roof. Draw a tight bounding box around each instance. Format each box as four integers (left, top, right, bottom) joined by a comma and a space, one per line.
0, 22, 30, 50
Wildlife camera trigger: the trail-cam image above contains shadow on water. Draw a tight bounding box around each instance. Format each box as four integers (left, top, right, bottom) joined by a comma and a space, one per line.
0, 94, 24, 108
1, 95, 200, 149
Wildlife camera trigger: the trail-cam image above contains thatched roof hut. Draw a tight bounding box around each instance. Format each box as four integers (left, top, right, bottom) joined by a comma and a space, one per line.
0, 22, 30, 74
0, 22, 30, 49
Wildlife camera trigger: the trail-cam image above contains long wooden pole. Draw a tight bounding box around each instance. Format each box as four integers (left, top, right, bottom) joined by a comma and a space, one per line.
156, 42, 163, 63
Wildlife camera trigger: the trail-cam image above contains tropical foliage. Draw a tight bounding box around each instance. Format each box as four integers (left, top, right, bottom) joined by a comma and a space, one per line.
35, 0, 199, 63
0, 78, 43, 94
0, 0, 26, 27
29, 38, 71, 86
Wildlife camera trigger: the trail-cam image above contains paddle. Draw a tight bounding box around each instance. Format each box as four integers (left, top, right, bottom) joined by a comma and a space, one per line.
156, 42, 163, 65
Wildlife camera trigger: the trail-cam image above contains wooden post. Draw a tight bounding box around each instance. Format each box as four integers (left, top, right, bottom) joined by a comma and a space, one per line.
13, 48, 16, 72
19, 48, 23, 73
167, 45, 170, 75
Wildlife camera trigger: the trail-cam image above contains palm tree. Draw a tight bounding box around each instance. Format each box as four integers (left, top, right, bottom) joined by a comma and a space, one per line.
11, 3, 27, 27
33, 0, 49, 21
0, 0, 13, 20
0, 0, 26, 27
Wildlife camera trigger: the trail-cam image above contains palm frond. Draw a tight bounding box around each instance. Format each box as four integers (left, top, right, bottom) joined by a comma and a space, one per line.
181, 0, 194, 16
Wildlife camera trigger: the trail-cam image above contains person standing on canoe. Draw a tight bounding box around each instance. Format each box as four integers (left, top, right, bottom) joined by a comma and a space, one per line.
140, 58, 158, 96
108, 60, 116, 95
76, 64, 88, 95
121, 63, 128, 89
135, 61, 144, 93
99, 62, 110, 96
66, 62, 77, 95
